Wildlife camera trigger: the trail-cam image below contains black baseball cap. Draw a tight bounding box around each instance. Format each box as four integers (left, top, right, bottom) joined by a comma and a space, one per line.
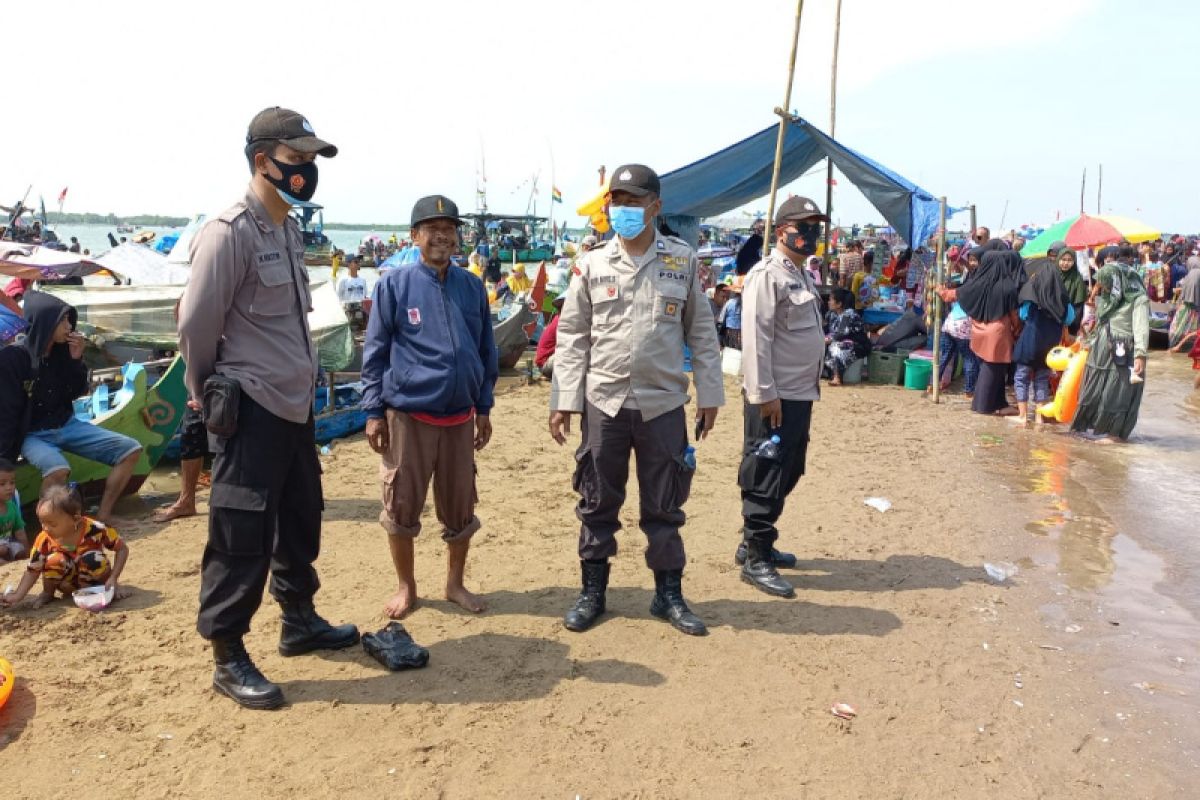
608, 164, 661, 197
411, 195, 463, 227
775, 196, 828, 224
246, 107, 338, 157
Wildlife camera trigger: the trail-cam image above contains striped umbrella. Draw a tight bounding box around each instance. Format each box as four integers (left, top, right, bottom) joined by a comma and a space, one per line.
1022, 214, 1159, 258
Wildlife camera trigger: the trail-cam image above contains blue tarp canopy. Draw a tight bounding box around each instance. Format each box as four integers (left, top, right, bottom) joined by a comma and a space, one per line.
659, 117, 941, 248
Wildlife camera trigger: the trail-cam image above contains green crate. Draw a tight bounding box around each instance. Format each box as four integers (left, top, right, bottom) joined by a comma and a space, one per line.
868, 351, 906, 385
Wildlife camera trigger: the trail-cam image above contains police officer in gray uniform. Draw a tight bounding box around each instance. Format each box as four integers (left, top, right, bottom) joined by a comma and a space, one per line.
179, 107, 359, 710
549, 164, 724, 636
736, 196, 829, 598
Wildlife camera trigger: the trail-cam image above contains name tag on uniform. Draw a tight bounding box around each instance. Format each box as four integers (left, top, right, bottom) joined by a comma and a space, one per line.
589, 275, 616, 286
256, 250, 284, 266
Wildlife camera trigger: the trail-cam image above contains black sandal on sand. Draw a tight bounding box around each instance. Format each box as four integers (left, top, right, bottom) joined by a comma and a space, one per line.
362, 623, 430, 670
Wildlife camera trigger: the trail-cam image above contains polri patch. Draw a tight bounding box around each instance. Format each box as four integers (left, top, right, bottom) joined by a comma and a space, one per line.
407, 307, 421, 325
664, 301, 679, 316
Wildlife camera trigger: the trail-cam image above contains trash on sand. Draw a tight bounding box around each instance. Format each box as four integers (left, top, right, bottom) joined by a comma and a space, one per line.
984, 562, 1019, 582
864, 497, 892, 513
320, 445, 332, 456
830, 702, 857, 720
157, 733, 173, 740
1038, 644, 1063, 651
1012, 699, 1024, 708
1064, 624, 1082, 634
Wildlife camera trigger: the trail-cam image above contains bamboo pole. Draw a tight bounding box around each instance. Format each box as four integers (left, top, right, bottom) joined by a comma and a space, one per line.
763, 0, 807, 261
822, 0, 843, 284
1097, 163, 1102, 214
930, 197, 947, 403
969, 204, 976, 238
1080, 167, 1086, 215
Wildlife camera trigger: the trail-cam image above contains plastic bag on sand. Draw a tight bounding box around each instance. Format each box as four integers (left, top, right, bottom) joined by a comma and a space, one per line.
984, 562, 1019, 582
864, 497, 892, 513
362, 622, 430, 670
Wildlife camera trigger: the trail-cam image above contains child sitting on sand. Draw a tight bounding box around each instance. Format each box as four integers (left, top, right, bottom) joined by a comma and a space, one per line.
0, 484, 130, 609
0, 459, 29, 564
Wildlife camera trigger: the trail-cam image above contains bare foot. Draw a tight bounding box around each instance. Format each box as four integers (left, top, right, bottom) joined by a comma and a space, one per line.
30, 593, 54, 609
384, 582, 418, 619
152, 503, 197, 523
445, 583, 487, 613
830, 377, 842, 387
111, 586, 133, 602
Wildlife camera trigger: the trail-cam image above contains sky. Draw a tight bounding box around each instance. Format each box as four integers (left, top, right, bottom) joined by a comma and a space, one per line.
5, 0, 1197, 234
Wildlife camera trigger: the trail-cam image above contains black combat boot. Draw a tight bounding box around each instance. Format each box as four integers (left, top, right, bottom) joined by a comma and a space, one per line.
564, 559, 609, 632
649, 570, 707, 636
734, 540, 798, 568
277, 599, 360, 657
740, 539, 796, 598
212, 637, 285, 710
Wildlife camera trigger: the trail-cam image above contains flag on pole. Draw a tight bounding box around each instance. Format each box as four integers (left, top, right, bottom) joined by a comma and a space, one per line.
552, 186, 563, 203
57, 187, 68, 205
827, 177, 838, 186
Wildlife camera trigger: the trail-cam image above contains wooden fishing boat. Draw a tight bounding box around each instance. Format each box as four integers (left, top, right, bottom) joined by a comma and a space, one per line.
493, 302, 536, 369
14, 355, 188, 505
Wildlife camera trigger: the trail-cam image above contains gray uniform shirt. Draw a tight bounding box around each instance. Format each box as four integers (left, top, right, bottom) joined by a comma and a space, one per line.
741, 248, 826, 403
178, 187, 317, 424
551, 232, 725, 420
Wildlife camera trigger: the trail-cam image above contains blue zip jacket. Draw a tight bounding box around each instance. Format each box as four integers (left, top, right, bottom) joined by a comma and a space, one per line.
362, 261, 499, 419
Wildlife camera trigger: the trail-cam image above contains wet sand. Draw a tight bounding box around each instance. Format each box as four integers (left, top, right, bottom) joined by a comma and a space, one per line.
0, 372, 1194, 798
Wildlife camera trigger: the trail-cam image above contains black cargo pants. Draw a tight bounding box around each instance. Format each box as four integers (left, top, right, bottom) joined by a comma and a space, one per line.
196, 393, 324, 641
574, 401, 693, 571
739, 398, 812, 548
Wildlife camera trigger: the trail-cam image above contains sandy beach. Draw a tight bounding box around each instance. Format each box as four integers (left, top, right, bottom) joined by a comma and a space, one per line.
0, 373, 1192, 798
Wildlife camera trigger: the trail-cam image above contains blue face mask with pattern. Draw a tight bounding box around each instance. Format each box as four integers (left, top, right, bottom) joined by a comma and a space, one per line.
609, 205, 647, 239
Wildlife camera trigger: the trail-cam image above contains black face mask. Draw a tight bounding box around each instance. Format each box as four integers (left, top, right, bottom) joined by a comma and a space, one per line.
783, 221, 822, 257
263, 155, 318, 202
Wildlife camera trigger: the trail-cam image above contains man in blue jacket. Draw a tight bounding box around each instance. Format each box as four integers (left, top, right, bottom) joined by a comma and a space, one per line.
362, 195, 499, 619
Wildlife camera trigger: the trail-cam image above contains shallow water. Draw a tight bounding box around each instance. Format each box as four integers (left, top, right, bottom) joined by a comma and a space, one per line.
975, 351, 1200, 764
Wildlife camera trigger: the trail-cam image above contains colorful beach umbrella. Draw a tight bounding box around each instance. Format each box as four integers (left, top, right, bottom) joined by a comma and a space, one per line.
1021, 214, 1159, 258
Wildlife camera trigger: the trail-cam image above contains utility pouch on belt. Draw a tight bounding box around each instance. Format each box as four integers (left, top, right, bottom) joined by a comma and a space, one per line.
203, 375, 241, 438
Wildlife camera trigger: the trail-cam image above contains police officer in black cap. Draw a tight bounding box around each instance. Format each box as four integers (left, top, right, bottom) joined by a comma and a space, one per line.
735, 196, 829, 598
179, 106, 359, 710
550, 164, 724, 636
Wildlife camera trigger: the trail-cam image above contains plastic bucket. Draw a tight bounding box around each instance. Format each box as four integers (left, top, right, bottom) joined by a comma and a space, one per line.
903, 358, 932, 390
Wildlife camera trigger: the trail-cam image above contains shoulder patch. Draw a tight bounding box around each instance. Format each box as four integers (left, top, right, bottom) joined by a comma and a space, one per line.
217, 202, 249, 224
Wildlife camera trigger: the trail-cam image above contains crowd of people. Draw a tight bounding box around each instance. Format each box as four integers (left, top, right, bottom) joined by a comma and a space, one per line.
2, 104, 1198, 720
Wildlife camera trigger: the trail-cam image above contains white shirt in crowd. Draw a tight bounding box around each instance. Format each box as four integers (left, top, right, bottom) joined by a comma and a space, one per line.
337, 276, 367, 305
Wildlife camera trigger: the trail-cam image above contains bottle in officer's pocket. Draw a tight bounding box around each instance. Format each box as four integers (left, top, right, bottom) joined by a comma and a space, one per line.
754, 435, 782, 460
683, 445, 697, 471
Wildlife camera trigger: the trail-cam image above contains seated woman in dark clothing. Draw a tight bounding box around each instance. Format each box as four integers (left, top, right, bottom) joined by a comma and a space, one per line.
823, 288, 871, 386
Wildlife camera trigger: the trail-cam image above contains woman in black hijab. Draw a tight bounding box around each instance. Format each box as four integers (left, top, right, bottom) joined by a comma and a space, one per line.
1011, 262, 1072, 425
954, 243, 1024, 415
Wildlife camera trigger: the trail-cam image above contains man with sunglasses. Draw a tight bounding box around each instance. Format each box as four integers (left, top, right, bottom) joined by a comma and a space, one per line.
736, 196, 829, 598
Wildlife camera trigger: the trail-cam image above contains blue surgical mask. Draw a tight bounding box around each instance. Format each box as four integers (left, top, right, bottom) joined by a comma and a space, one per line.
609, 205, 647, 239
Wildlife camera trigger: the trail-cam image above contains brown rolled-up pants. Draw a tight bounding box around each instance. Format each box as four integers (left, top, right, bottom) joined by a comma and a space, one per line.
379, 409, 480, 542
